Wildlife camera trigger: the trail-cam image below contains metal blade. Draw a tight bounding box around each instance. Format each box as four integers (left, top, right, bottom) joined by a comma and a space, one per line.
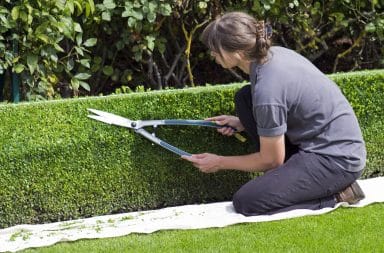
87, 108, 134, 128
87, 115, 114, 125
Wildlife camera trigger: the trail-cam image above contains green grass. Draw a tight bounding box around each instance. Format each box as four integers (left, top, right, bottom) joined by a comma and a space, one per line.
22, 203, 384, 253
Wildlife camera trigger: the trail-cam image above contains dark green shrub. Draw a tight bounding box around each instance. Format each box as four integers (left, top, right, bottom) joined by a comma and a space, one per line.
1, 1, 383, 100
0, 69, 383, 228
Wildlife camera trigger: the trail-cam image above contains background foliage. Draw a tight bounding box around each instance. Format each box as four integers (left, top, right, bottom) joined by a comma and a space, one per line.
0, 69, 383, 228
0, 0, 383, 101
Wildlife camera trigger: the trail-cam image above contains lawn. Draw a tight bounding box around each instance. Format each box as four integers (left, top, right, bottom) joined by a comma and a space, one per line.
22, 203, 384, 253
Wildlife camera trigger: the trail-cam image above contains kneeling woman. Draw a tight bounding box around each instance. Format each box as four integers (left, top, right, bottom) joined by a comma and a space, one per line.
182, 12, 366, 215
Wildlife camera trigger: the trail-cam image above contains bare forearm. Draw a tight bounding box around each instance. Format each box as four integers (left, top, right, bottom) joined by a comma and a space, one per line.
218, 152, 280, 172
182, 136, 285, 173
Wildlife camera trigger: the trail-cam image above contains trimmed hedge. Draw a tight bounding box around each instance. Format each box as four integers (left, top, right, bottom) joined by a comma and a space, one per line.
0, 69, 383, 228
0, 84, 253, 228
330, 70, 384, 178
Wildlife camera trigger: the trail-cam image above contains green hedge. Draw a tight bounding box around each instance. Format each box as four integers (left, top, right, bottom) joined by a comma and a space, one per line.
330, 70, 384, 178
0, 69, 383, 228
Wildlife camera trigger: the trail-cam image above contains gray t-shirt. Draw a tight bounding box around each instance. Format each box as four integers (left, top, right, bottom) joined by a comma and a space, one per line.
250, 46, 366, 172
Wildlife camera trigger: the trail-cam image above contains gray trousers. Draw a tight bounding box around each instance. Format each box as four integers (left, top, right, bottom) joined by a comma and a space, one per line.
232, 85, 362, 215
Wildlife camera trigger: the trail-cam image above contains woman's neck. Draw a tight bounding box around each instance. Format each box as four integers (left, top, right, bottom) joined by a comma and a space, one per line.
237, 59, 252, 74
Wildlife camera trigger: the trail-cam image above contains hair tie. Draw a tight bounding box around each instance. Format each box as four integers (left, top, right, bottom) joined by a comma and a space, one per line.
265, 24, 272, 39
255, 21, 265, 40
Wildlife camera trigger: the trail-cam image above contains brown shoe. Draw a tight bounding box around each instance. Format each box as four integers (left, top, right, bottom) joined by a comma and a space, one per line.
336, 181, 365, 204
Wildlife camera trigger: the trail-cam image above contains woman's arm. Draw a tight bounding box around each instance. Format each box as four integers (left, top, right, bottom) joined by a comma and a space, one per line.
182, 135, 285, 173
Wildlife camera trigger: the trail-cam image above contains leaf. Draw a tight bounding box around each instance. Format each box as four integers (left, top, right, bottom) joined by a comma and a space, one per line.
145, 35, 155, 51
79, 59, 90, 68
102, 65, 114, 76
71, 78, 80, 90
76, 33, 83, 46
12, 56, 20, 64
53, 43, 65, 53
122, 7, 133, 18
74, 23, 83, 33
27, 54, 38, 74
148, 2, 157, 12
13, 64, 24, 74
93, 56, 102, 64
104, 0, 116, 9
37, 34, 50, 43
74, 0, 83, 15
365, 23, 376, 33
74, 73, 92, 80
127, 17, 136, 27
56, 0, 66, 10
198, 2, 207, 9
156, 37, 167, 54
56, 19, 72, 38
67, 58, 75, 71
88, 0, 95, 13
50, 52, 58, 63
75, 46, 84, 56
65, 1, 74, 14
11, 6, 19, 20
79, 81, 91, 91
147, 12, 156, 23
85, 4, 91, 17
102, 11, 111, 21
132, 10, 143, 20
159, 3, 172, 16
27, 14, 33, 25
83, 38, 97, 47
48, 74, 58, 84
19, 11, 28, 23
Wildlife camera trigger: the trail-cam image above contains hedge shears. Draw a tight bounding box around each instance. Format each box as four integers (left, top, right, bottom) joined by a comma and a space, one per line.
87, 108, 245, 157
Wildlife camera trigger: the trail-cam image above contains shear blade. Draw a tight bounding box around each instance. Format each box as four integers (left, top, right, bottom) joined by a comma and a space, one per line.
87, 115, 115, 125
87, 108, 134, 128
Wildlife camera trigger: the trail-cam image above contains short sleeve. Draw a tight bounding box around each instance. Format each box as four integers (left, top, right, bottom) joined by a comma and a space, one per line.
253, 104, 287, 137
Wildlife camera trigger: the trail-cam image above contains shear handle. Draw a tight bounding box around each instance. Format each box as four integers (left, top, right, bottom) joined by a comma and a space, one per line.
137, 119, 237, 131
135, 128, 191, 157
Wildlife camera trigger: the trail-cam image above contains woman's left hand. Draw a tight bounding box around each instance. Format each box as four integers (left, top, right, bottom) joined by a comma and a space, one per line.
181, 153, 223, 173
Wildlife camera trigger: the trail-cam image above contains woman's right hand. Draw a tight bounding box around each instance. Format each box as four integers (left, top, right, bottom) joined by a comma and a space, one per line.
205, 115, 245, 136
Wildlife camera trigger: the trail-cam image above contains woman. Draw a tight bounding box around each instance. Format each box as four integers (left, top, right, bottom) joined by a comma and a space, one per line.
182, 12, 366, 216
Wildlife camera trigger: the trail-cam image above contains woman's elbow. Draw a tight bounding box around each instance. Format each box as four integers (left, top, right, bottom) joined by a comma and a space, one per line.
263, 155, 285, 170
269, 159, 284, 169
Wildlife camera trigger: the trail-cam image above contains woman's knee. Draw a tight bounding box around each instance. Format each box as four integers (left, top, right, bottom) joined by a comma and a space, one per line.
232, 187, 265, 216
232, 189, 248, 215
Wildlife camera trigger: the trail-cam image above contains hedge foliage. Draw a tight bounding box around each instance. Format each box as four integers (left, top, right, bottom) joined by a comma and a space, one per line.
0, 82, 252, 228
0, 0, 383, 100
0, 69, 383, 228
330, 70, 384, 178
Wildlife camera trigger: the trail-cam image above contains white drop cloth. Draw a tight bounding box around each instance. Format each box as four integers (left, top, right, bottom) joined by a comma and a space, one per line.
1, 177, 383, 252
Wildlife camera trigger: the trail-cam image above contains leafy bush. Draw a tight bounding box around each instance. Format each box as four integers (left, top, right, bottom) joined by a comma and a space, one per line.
0, 69, 383, 228
0, 0, 99, 100
0, 0, 383, 100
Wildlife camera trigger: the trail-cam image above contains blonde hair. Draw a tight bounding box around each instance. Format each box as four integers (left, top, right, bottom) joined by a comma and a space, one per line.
201, 12, 272, 63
